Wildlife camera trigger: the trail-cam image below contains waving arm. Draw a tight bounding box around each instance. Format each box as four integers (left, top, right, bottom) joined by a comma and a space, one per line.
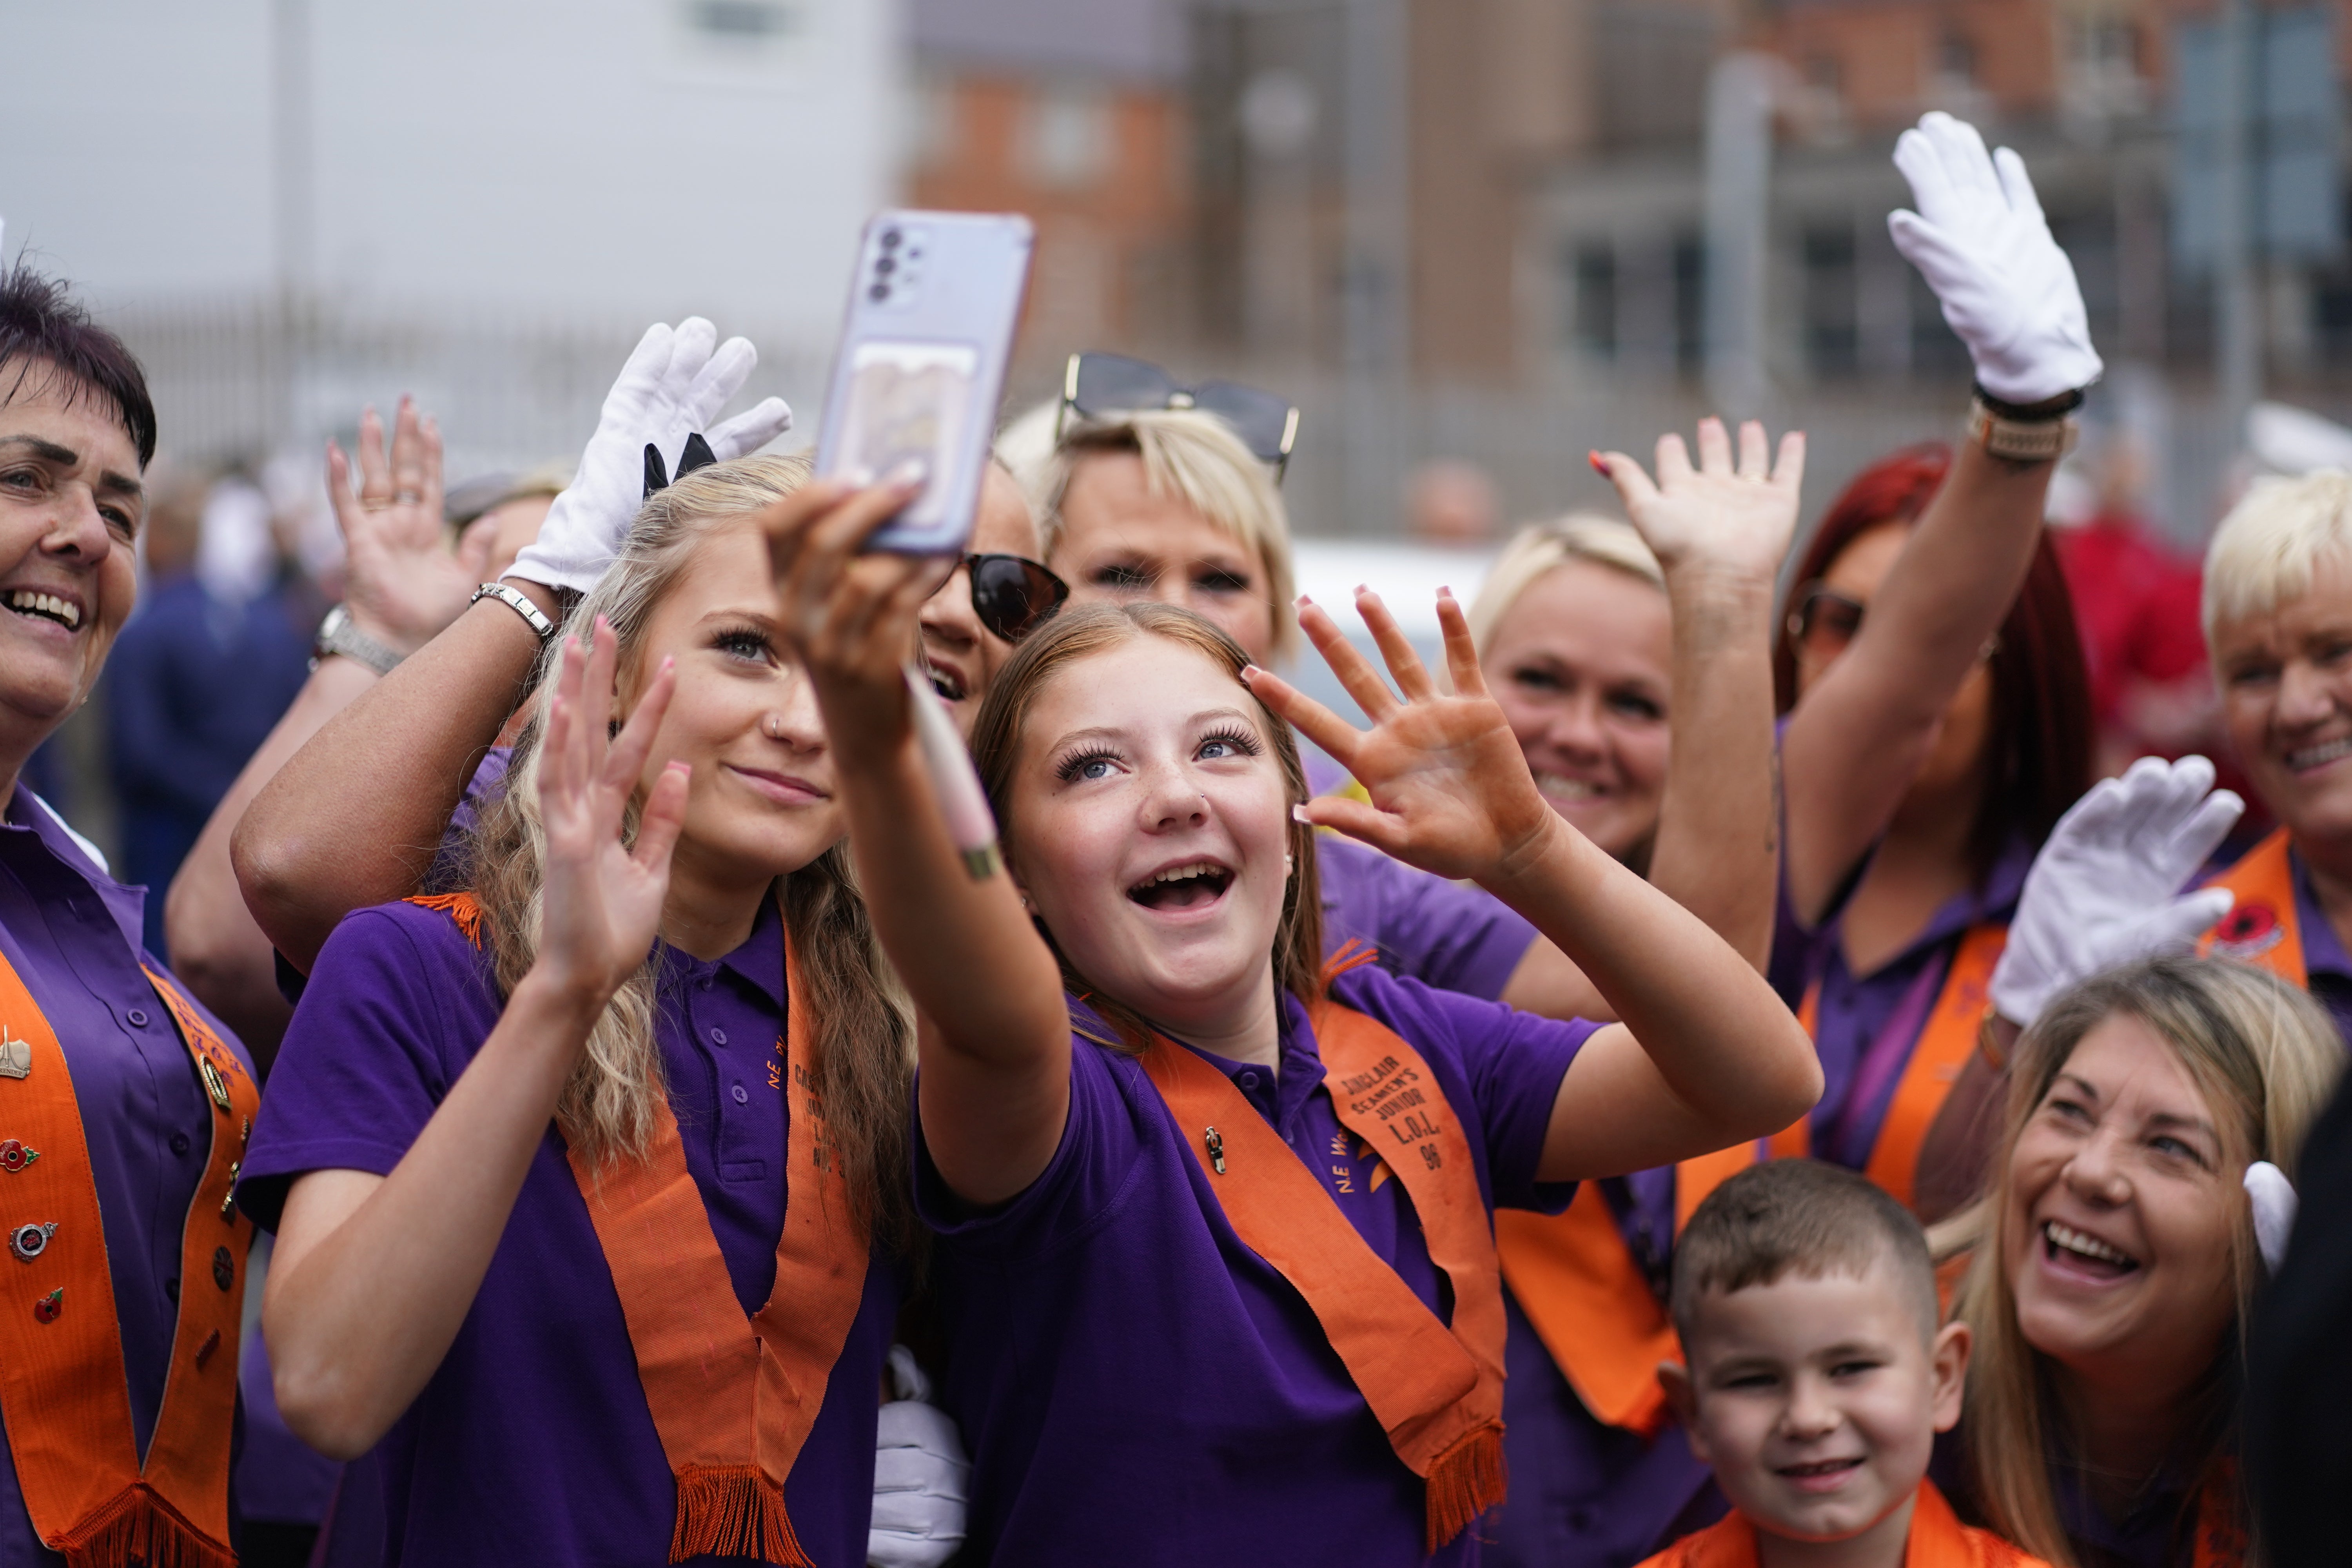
1249, 592, 1820, 1182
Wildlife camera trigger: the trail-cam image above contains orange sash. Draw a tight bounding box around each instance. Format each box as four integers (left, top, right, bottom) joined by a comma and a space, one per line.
1635, 1479, 2053, 1568
0, 948, 255, 1568
417, 893, 867, 1568
1137, 989, 1507, 1551
2199, 828, 2308, 987
1496, 925, 2004, 1438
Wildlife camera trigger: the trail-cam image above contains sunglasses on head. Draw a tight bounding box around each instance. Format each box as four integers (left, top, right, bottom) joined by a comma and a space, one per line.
1056, 352, 1301, 483
965, 552, 1069, 642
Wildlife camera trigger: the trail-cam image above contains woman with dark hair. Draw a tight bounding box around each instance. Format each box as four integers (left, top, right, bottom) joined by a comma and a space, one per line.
0, 260, 265, 1565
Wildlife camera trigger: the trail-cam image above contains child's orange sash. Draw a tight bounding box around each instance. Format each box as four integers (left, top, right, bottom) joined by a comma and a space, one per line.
417, 894, 866, 1568
1496, 925, 2004, 1439
0, 948, 255, 1568
2199, 828, 2308, 987
1636, 1479, 2053, 1567
1138, 991, 1507, 1551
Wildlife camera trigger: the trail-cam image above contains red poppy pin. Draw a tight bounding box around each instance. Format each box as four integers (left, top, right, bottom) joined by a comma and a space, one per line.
0, 1140, 40, 1174
2212, 902, 2285, 958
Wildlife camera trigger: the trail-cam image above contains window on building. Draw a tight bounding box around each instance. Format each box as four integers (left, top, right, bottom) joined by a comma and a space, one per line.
1568, 244, 1617, 359
1673, 235, 1706, 376
1022, 85, 1114, 191
684, 0, 796, 40
1802, 225, 1858, 378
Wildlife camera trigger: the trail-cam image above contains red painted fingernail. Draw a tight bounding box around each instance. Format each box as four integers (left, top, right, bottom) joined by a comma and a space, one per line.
1588, 450, 1610, 477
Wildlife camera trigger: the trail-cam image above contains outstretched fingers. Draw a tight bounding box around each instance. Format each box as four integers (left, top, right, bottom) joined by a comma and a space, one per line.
1297, 595, 1399, 724
1771, 430, 1807, 492
1434, 589, 1488, 700
632, 762, 693, 877
1294, 794, 1407, 859
1593, 450, 1661, 514
1353, 588, 1437, 703
1242, 662, 1365, 768
1735, 419, 1769, 480
1693, 417, 1733, 476
604, 653, 677, 804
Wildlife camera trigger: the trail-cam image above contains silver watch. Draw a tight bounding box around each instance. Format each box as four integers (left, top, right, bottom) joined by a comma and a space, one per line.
310, 604, 405, 676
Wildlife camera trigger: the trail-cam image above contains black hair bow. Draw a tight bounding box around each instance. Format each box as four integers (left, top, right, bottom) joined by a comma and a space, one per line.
642, 432, 719, 499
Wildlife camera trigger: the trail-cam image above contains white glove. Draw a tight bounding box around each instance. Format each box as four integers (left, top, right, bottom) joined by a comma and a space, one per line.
868, 1345, 968, 1568
2247, 1160, 2297, 1274
1887, 112, 2103, 404
507, 319, 792, 595
1990, 756, 2243, 1030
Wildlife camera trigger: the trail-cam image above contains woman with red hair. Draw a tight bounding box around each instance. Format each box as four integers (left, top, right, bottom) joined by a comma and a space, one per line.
1485, 113, 2099, 1568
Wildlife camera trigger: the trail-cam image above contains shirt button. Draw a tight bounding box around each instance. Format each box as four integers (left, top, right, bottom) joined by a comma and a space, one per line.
127, 1009, 148, 1027
710, 1028, 728, 1047
169, 1133, 191, 1156
731, 1084, 750, 1105
1239, 1071, 1261, 1089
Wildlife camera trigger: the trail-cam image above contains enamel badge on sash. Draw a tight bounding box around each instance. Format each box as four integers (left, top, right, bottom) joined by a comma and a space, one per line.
0, 1031, 30, 1080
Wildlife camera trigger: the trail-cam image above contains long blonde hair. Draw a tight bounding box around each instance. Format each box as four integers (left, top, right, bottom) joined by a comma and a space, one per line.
464, 454, 917, 1247
1952, 955, 2341, 1566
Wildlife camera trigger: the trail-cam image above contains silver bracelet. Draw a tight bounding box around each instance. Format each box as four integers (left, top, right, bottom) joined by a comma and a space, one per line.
471, 582, 557, 645
310, 604, 405, 676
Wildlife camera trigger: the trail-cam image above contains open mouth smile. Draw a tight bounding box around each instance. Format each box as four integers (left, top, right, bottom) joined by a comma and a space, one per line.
2042, 1219, 2140, 1279
1533, 771, 1610, 802
2285, 737, 2352, 774
1775, 1456, 1864, 1493
5, 590, 81, 631
1126, 859, 1234, 912
924, 660, 968, 703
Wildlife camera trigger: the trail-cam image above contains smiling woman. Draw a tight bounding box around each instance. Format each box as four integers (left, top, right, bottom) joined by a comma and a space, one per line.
0, 263, 270, 1567
1948, 955, 2341, 1568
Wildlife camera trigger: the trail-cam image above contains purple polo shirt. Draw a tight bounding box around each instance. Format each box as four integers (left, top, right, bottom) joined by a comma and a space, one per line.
1318, 837, 1539, 1002
1767, 834, 2034, 1175
238, 894, 897, 1568
0, 785, 256, 1561
915, 962, 1592, 1566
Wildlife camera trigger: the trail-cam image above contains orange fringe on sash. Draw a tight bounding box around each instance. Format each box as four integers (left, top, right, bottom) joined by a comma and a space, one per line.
405, 891, 484, 946
53, 1482, 236, 1568
669, 1464, 810, 1568
1422, 1420, 1508, 1554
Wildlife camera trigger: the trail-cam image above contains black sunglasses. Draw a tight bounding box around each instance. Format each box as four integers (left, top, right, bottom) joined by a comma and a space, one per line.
965, 552, 1069, 642
1786, 581, 1867, 654
1056, 352, 1301, 482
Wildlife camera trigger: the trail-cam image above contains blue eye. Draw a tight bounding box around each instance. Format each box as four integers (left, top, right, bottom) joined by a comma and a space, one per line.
1197, 726, 1263, 762
1056, 748, 1121, 783
713, 626, 772, 663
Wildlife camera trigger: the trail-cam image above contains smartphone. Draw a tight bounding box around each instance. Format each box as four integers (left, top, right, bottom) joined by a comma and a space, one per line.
815, 209, 1034, 555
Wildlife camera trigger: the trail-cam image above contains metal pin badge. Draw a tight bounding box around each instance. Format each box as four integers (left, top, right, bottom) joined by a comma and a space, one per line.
194, 1328, 221, 1370
0, 1140, 39, 1173
0, 1035, 31, 1080
211, 1246, 234, 1293
197, 1057, 232, 1114
220, 1161, 240, 1223
1203, 1126, 1227, 1176
32, 1288, 60, 1324
9, 1223, 54, 1263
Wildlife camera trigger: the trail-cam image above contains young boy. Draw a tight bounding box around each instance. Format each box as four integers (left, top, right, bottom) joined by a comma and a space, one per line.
1642, 1160, 2049, 1568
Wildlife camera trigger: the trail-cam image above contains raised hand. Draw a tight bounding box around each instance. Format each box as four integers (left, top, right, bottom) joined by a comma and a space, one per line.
510, 319, 793, 596
1245, 589, 1558, 885
1989, 755, 2243, 1029
1592, 417, 1803, 585
531, 620, 688, 1009
1888, 111, 2101, 403
760, 471, 948, 769
329, 397, 496, 655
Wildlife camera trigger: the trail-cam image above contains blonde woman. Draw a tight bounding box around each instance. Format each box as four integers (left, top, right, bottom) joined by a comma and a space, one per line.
1945, 954, 2341, 1568
243, 460, 931, 1565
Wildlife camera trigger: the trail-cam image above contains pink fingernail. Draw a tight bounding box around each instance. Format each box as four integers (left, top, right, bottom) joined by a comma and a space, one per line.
1241, 663, 1265, 681
1588, 450, 1609, 477
1292, 804, 1311, 824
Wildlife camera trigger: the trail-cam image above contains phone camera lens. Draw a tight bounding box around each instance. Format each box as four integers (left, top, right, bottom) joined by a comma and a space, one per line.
868, 282, 891, 303
875, 256, 897, 276
880, 228, 902, 251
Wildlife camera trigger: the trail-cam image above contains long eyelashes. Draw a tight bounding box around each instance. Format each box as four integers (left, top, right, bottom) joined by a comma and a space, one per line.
1198, 726, 1263, 759
1054, 747, 1120, 783
711, 623, 775, 663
